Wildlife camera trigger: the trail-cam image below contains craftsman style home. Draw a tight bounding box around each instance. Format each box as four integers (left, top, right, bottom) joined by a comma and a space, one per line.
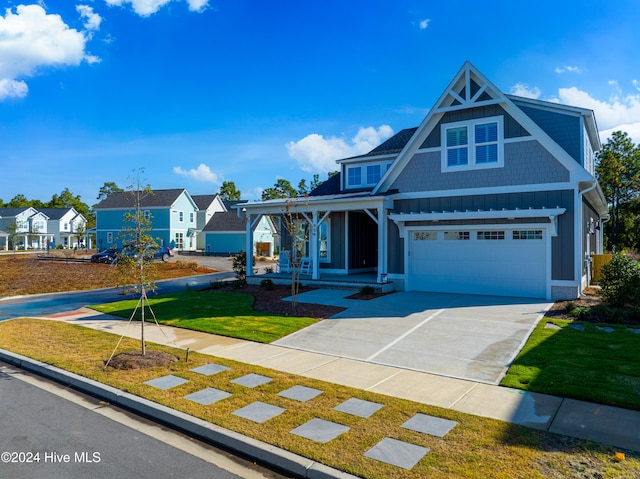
239, 62, 609, 300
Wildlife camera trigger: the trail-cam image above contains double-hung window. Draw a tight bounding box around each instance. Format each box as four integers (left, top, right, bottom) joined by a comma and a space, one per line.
442, 116, 503, 171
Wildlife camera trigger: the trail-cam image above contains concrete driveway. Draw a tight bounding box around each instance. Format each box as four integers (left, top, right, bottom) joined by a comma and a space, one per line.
274, 290, 552, 384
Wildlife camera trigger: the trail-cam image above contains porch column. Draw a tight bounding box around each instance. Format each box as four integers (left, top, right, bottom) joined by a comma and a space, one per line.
310, 212, 319, 280
377, 206, 388, 283
245, 213, 254, 277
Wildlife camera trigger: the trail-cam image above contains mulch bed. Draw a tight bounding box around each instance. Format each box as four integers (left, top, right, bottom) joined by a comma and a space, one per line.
107, 350, 178, 369
215, 283, 346, 319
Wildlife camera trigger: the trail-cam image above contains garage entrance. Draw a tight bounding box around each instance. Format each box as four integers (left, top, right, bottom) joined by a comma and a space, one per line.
408, 228, 547, 298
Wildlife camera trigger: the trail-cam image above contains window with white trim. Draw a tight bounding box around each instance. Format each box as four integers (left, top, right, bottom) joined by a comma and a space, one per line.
347, 167, 361, 186
178, 211, 184, 222
366, 165, 381, 184
107, 232, 113, 244
189, 212, 194, 223
442, 116, 503, 171
444, 231, 470, 240
477, 231, 505, 240
175, 232, 184, 249
144, 210, 151, 220
513, 230, 543, 240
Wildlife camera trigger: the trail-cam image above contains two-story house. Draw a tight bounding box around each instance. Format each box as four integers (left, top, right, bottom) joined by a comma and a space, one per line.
0, 207, 51, 250
94, 189, 199, 251
191, 194, 226, 250
239, 62, 609, 300
39, 208, 87, 248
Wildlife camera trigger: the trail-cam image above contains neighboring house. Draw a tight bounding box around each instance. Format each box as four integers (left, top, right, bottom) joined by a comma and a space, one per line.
38, 208, 88, 248
191, 194, 226, 250
239, 62, 609, 300
0, 207, 50, 250
94, 189, 199, 251
202, 209, 276, 257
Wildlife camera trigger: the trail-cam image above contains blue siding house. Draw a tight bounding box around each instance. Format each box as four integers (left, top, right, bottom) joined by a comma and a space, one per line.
94, 189, 199, 251
239, 62, 609, 300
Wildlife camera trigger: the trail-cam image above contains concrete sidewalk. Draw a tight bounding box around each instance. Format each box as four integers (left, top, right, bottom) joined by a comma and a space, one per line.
44, 307, 640, 453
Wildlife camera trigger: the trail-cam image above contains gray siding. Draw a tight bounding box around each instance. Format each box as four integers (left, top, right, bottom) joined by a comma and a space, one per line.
517, 104, 582, 165
389, 190, 575, 280
391, 140, 570, 193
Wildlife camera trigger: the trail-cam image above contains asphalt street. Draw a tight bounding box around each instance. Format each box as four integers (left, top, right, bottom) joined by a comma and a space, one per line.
0, 364, 286, 479
0, 272, 234, 321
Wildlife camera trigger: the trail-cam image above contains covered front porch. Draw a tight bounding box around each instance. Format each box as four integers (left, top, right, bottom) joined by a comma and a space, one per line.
237, 192, 395, 289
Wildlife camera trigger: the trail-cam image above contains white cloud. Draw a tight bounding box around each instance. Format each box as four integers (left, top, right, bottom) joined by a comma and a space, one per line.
555, 65, 583, 74
286, 125, 394, 173
104, 0, 172, 16
105, 0, 209, 16
557, 86, 640, 132
76, 5, 102, 31
0, 78, 28, 99
0, 5, 91, 100
509, 83, 541, 99
173, 163, 221, 183
186, 0, 209, 12
419, 18, 430, 30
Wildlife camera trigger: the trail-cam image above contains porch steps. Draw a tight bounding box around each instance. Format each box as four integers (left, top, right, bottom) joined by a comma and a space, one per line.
247, 275, 396, 293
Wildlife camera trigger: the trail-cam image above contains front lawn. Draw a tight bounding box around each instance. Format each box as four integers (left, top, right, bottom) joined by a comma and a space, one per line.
501, 318, 640, 410
89, 289, 317, 343
1, 318, 638, 479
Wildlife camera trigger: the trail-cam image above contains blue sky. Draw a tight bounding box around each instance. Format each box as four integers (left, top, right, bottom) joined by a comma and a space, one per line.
2, 1, 640, 205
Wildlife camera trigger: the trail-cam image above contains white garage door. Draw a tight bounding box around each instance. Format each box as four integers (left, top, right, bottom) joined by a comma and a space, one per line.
409, 229, 547, 298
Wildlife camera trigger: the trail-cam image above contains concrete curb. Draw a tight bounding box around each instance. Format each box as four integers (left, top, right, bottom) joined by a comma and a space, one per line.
0, 348, 359, 479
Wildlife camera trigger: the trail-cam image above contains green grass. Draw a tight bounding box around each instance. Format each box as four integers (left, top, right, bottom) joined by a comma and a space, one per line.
89, 289, 317, 343
1, 318, 639, 479
501, 318, 640, 410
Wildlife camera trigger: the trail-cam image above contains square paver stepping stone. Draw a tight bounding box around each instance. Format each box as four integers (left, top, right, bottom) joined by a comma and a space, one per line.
333, 398, 383, 418
544, 322, 561, 330
290, 418, 350, 443
144, 375, 189, 390
190, 363, 230, 376
364, 437, 428, 470
232, 401, 285, 423
278, 385, 323, 402
597, 326, 615, 333
402, 413, 457, 438
568, 324, 584, 331
184, 387, 232, 405
230, 373, 273, 388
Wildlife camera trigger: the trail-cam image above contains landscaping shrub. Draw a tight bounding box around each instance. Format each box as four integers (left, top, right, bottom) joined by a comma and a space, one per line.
260, 279, 274, 290
232, 251, 257, 282
360, 285, 375, 295
600, 253, 640, 307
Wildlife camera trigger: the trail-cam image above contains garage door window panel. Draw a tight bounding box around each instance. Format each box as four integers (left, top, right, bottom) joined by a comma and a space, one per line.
477, 231, 505, 240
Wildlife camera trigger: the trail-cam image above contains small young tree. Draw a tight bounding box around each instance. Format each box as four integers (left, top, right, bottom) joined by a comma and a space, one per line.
111, 170, 160, 356
7, 221, 19, 251
280, 199, 311, 312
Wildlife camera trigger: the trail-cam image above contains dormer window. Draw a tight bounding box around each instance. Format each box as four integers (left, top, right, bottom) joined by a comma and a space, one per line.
367, 165, 381, 184
347, 167, 361, 186
442, 116, 503, 171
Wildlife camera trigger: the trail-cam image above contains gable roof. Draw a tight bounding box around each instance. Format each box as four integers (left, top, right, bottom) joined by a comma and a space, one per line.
374, 61, 597, 194
202, 211, 246, 232
0, 207, 36, 217
338, 127, 418, 162
95, 189, 191, 209
38, 207, 83, 221
190, 194, 218, 210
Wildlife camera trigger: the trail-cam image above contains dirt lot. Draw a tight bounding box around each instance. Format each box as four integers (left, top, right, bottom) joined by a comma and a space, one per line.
0, 252, 216, 297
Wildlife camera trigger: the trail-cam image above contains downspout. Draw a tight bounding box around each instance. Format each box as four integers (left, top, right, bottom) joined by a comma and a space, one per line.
579, 181, 598, 290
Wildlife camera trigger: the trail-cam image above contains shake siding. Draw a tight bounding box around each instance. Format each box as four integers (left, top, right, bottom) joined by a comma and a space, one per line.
391, 140, 569, 193
517, 105, 582, 165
